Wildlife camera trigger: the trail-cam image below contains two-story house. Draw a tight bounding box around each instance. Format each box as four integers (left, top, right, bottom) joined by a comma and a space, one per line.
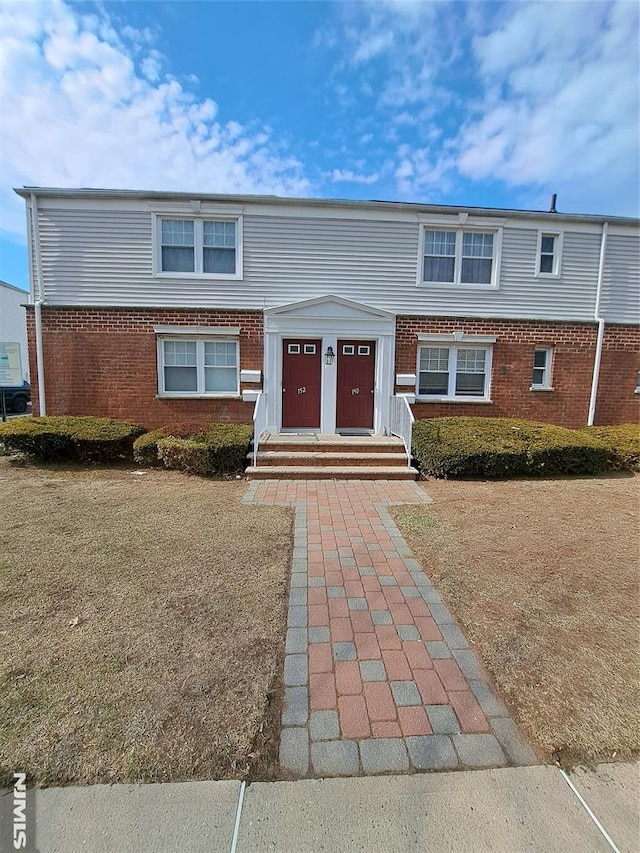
16, 187, 640, 451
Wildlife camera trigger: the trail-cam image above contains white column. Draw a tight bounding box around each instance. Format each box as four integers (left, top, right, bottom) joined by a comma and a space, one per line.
320, 335, 338, 434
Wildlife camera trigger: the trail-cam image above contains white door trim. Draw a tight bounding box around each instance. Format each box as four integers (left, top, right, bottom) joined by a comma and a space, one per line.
263, 295, 396, 435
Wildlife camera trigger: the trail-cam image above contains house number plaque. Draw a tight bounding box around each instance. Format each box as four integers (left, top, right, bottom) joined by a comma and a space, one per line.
297, 387, 306, 394
351, 388, 360, 394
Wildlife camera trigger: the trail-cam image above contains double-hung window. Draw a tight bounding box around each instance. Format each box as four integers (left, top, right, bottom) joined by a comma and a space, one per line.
159, 337, 239, 396
531, 347, 553, 390
422, 227, 500, 287
417, 344, 492, 400
157, 216, 241, 277
536, 232, 562, 276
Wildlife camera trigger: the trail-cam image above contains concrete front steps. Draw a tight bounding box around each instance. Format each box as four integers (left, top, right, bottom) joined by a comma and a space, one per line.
246, 434, 418, 480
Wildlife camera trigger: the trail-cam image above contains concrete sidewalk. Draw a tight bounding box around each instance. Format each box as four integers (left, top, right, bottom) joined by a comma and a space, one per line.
23, 762, 639, 853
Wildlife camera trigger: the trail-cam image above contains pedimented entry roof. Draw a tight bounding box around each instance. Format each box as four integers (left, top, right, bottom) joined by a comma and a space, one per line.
265, 294, 395, 320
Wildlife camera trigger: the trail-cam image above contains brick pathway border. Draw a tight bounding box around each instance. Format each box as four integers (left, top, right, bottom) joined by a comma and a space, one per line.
244, 479, 537, 778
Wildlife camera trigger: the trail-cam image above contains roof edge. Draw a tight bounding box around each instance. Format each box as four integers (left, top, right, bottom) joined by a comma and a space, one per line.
0, 279, 30, 294
13, 186, 640, 226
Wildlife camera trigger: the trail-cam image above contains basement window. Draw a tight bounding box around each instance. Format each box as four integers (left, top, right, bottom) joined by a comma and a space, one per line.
158, 337, 239, 396
531, 347, 554, 390
417, 344, 492, 401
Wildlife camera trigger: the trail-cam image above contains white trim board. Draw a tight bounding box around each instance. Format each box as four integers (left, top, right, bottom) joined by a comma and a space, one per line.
153, 325, 241, 336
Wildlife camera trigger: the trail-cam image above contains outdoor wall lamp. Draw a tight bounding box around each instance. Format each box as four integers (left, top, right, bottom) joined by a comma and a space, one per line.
324, 346, 335, 365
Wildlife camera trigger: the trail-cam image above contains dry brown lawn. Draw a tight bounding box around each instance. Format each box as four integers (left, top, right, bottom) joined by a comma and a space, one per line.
392, 474, 640, 767
0, 459, 292, 787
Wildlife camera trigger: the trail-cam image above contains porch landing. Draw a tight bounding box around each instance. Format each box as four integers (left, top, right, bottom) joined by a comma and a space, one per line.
246, 434, 418, 481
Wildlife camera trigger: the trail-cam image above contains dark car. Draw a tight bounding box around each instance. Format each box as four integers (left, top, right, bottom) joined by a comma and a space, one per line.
1, 381, 31, 414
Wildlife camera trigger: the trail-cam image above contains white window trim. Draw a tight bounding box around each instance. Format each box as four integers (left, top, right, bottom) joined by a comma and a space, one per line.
535, 230, 563, 278
153, 325, 241, 336
530, 346, 554, 391
156, 334, 240, 398
417, 224, 503, 290
415, 342, 493, 403
152, 212, 243, 280
417, 332, 497, 344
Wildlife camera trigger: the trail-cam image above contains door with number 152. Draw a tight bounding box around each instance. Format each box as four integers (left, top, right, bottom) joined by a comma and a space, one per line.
282, 339, 322, 428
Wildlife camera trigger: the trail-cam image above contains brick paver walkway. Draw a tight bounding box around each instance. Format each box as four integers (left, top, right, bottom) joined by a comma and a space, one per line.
244, 479, 537, 777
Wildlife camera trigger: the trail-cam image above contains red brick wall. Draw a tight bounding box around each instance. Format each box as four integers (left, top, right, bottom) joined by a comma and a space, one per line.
26, 307, 639, 431
396, 316, 639, 428
26, 307, 263, 430
595, 324, 640, 425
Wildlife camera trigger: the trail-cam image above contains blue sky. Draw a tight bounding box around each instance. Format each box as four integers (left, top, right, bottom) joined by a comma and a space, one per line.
1, 0, 638, 292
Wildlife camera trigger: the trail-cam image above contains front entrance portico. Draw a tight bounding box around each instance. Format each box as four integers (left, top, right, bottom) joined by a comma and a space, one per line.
263, 295, 396, 435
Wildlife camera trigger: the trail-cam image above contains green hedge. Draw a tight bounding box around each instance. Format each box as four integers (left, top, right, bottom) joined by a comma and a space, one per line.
412, 417, 611, 479
200, 423, 253, 473
0, 416, 144, 463
156, 437, 211, 476
133, 429, 168, 466
153, 423, 253, 475
581, 424, 640, 471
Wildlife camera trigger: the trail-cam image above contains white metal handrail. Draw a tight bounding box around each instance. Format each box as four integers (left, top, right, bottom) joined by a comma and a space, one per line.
389, 395, 414, 464
252, 392, 268, 466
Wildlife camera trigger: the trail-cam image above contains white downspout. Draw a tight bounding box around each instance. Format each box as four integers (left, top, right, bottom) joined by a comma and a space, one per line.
587, 222, 608, 426
30, 192, 46, 415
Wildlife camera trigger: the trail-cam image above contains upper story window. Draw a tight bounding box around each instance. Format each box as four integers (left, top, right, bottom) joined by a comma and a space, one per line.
536, 231, 562, 277
155, 215, 242, 278
421, 227, 501, 288
161, 219, 195, 272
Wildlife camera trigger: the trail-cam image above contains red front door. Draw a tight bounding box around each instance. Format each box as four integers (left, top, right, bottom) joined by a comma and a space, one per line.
336, 340, 376, 430
282, 339, 322, 428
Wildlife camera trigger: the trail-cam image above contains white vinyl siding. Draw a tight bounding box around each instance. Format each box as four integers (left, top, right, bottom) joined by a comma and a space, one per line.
158, 337, 239, 396
0, 283, 30, 380
31, 201, 638, 323
417, 344, 492, 401
600, 234, 640, 324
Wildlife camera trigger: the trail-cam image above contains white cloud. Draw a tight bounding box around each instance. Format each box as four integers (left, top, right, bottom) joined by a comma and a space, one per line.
141, 50, 163, 83
351, 30, 394, 64
325, 0, 639, 214
331, 169, 380, 185
338, 1, 452, 111
0, 0, 311, 241
395, 148, 455, 198
456, 0, 639, 213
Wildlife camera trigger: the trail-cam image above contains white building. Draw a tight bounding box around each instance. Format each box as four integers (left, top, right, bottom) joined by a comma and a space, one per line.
0, 280, 29, 381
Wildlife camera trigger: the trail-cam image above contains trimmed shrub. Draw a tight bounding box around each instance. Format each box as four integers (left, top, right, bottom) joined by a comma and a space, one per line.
201, 423, 253, 474
0, 416, 144, 463
581, 424, 640, 471
133, 429, 168, 466
154, 423, 252, 476
156, 437, 211, 476
412, 417, 610, 479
